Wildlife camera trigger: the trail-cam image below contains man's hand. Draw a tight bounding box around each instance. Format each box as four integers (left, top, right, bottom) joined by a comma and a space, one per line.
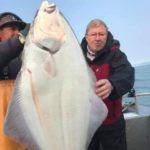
95, 79, 113, 100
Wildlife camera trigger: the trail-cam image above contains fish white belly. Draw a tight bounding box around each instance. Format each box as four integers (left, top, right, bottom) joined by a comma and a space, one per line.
4, 1, 108, 150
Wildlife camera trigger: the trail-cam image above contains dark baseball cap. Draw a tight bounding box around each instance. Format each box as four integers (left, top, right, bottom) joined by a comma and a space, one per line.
0, 12, 26, 29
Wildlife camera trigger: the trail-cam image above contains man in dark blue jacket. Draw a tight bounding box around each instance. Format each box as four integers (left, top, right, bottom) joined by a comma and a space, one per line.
81, 19, 134, 150
0, 12, 29, 79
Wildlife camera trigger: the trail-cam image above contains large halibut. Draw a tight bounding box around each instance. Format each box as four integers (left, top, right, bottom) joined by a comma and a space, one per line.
4, 1, 107, 150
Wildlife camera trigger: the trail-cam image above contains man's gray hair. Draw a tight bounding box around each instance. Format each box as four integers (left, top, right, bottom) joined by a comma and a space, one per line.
85, 19, 108, 35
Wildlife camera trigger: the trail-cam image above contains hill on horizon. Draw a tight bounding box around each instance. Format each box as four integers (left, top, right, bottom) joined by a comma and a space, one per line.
134, 61, 150, 67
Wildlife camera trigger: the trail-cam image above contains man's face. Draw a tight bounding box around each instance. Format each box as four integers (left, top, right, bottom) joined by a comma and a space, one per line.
0, 26, 19, 41
85, 25, 108, 53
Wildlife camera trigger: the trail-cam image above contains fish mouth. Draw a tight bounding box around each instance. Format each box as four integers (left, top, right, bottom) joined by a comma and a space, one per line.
44, 3, 56, 13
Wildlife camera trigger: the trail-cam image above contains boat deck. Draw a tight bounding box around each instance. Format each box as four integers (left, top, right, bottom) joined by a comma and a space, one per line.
125, 114, 150, 150
124, 104, 150, 150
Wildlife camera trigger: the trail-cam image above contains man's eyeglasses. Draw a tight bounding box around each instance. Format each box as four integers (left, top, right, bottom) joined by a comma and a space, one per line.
86, 33, 105, 38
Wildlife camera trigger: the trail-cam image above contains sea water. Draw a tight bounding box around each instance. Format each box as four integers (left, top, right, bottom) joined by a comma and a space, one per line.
124, 64, 150, 107
134, 64, 150, 106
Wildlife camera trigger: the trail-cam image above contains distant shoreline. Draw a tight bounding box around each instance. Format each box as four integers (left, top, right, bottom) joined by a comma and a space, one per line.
133, 61, 150, 67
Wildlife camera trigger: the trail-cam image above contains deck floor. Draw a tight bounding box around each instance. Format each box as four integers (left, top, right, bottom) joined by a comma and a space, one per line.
125, 105, 150, 150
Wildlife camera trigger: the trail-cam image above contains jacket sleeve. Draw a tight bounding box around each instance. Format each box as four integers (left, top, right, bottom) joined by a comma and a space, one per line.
0, 37, 24, 70
108, 49, 135, 100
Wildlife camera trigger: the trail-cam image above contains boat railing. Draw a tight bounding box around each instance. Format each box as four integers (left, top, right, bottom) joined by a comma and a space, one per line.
123, 90, 150, 114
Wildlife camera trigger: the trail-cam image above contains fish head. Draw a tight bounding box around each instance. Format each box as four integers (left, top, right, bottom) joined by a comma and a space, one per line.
31, 1, 65, 53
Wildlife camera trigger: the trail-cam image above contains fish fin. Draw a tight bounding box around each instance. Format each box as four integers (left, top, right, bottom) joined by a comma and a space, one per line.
86, 68, 108, 146
86, 93, 108, 147
4, 70, 48, 150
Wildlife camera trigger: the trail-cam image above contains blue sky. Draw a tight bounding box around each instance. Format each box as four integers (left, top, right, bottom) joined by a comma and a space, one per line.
1, 0, 150, 65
